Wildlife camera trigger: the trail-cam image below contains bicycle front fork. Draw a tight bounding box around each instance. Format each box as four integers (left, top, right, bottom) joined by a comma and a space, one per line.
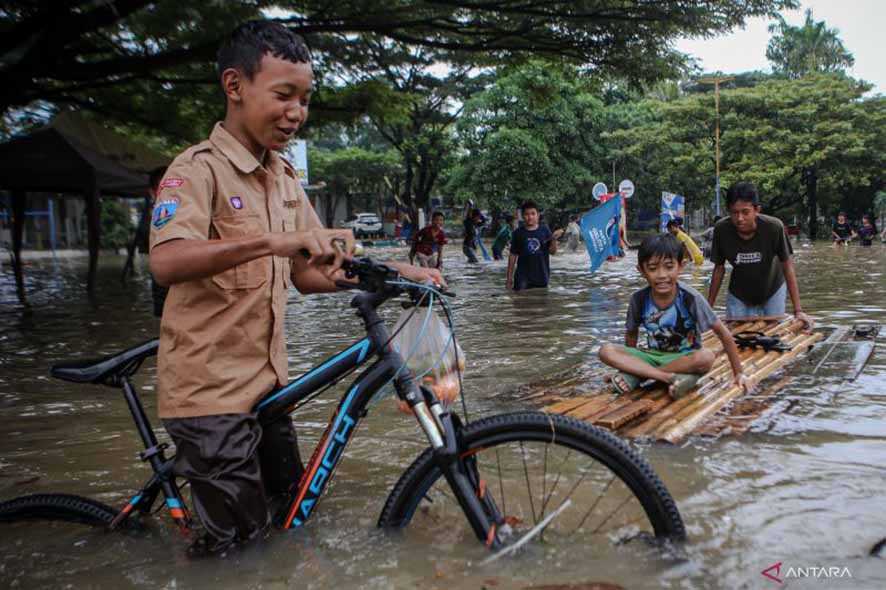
410, 388, 504, 549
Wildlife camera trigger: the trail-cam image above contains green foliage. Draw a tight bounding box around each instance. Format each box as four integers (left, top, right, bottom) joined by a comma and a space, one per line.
3, 0, 794, 145
767, 9, 854, 79
604, 74, 885, 230
310, 146, 401, 193
99, 199, 133, 250
309, 146, 402, 225
447, 61, 607, 210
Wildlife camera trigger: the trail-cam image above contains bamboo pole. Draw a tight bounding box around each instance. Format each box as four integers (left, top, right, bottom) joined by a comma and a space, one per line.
593, 388, 667, 427
696, 323, 804, 389
650, 333, 809, 438
659, 333, 823, 443
616, 319, 804, 438
543, 395, 603, 415
569, 396, 618, 420
722, 375, 795, 436
597, 399, 655, 429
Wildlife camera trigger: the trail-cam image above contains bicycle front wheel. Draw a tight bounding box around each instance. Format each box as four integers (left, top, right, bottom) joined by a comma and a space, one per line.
378, 412, 685, 549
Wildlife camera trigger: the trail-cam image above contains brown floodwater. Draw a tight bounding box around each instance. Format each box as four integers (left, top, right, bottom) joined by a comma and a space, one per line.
1, 241, 884, 589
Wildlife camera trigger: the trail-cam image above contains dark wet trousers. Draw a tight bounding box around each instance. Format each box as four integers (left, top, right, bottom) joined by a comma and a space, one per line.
463, 242, 479, 263
164, 413, 303, 551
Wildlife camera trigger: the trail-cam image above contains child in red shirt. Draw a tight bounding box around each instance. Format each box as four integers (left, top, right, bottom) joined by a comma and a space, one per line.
409, 211, 447, 269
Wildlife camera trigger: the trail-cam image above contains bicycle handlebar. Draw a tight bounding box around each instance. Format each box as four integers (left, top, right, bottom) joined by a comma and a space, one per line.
299, 246, 455, 300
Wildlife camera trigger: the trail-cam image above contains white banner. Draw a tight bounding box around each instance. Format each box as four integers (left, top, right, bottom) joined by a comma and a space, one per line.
290, 140, 309, 186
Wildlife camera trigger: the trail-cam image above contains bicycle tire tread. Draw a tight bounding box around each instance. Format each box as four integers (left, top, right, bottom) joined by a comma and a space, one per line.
0, 493, 138, 530
378, 411, 685, 540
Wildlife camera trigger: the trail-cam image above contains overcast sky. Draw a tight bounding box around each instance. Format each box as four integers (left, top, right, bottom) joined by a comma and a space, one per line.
675, 0, 884, 92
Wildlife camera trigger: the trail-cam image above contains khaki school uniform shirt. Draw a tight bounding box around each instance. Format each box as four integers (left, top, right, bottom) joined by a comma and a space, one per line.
149, 122, 322, 418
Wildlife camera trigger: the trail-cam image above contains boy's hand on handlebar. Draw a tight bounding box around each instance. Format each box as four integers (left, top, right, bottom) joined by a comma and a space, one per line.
269, 229, 356, 276
386, 262, 446, 289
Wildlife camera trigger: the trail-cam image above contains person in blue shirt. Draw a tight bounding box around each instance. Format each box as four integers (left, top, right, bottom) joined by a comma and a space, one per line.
599, 234, 750, 399
506, 200, 563, 290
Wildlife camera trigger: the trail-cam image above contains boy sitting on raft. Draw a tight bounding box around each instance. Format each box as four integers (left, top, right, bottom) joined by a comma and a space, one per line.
599, 234, 751, 399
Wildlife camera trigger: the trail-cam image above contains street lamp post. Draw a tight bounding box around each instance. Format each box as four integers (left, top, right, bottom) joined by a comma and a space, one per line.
697, 76, 733, 218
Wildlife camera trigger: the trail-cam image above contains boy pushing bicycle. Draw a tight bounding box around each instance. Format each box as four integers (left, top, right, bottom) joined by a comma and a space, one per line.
149, 20, 440, 557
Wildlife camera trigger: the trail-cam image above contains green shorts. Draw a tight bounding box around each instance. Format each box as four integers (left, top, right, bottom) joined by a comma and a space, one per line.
625, 347, 693, 368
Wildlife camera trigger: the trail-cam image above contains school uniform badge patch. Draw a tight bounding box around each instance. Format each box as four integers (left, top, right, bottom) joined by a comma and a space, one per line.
152, 198, 179, 229
230, 196, 243, 209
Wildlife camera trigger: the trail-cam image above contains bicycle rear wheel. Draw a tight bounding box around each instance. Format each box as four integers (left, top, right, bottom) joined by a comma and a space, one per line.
0, 493, 137, 529
379, 412, 685, 549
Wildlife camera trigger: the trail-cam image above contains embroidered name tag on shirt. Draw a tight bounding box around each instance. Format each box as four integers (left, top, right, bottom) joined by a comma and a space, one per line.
283, 200, 299, 209
158, 178, 184, 194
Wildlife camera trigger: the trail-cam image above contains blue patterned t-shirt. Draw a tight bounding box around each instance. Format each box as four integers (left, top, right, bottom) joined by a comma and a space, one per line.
625, 282, 717, 352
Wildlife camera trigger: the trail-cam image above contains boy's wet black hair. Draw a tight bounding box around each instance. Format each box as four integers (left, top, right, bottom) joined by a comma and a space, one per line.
638, 234, 684, 267
726, 182, 760, 208
217, 20, 311, 80
665, 218, 682, 230
520, 200, 539, 214
431, 210, 444, 219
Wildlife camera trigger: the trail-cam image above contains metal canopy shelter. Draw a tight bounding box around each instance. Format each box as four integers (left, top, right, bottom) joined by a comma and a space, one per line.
0, 111, 169, 303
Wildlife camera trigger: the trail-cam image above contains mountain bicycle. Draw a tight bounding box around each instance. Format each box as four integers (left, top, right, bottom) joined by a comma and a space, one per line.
0, 256, 685, 555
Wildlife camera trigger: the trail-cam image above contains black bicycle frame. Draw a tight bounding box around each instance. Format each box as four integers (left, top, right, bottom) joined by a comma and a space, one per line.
110, 290, 501, 546
254, 290, 440, 529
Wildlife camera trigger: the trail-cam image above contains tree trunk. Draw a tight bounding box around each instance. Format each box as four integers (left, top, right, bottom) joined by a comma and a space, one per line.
325, 193, 342, 228
11, 191, 28, 306
86, 184, 101, 294
401, 157, 416, 222
805, 166, 818, 240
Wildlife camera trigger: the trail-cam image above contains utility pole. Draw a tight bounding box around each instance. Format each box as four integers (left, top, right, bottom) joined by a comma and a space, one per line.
697, 76, 733, 218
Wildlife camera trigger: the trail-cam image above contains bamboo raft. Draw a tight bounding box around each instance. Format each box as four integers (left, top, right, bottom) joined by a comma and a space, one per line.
532, 317, 824, 444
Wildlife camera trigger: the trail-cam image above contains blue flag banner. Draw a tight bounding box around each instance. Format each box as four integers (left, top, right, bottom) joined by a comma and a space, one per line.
580, 196, 622, 273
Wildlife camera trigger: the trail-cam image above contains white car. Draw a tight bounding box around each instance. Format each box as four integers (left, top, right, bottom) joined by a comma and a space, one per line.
341, 213, 383, 238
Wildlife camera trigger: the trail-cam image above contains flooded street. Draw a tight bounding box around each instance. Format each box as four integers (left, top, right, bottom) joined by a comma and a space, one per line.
1, 241, 885, 589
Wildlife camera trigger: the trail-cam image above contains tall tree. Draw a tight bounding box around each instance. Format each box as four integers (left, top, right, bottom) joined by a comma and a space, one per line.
606, 75, 885, 238
323, 38, 486, 216
2, 0, 796, 140
766, 9, 854, 79
309, 146, 401, 227
447, 61, 607, 210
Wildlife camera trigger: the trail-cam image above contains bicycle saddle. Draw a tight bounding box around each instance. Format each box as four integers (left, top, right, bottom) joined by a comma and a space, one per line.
51, 339, 159, 386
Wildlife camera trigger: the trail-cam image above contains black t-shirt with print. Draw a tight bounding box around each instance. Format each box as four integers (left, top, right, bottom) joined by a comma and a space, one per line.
832, 222, 853, 240
511, 225, 553, 290
711, 214, 793, 305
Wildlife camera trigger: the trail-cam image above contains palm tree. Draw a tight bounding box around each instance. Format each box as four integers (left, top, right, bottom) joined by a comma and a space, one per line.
766, 9, 854, 79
